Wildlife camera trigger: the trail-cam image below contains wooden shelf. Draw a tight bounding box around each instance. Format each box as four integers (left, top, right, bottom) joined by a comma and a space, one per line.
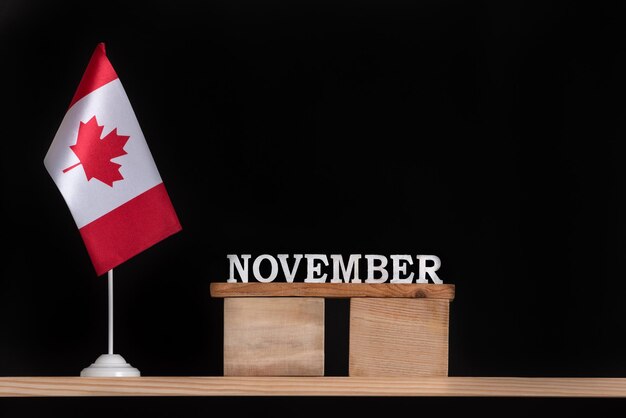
210, 283, 455, 299
2, 376, 626, 397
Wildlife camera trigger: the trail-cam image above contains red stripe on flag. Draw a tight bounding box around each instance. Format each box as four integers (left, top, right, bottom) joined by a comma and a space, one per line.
69, 43, 119, 108
79, 183, 182, 276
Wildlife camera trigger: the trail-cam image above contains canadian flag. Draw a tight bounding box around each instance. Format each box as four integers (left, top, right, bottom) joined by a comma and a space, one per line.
44, 43, 182, 276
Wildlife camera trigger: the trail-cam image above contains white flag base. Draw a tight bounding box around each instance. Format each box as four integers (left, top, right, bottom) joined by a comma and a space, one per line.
80, 354, 141, 377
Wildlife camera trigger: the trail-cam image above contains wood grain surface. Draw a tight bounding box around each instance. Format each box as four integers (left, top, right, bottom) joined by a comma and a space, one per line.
223, 297, 324, 376
211, 283, 455, 299
2, 377, 626, 397
350, 299, 449, 376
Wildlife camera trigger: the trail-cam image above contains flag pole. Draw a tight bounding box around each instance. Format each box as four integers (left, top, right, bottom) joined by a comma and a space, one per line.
108, 269, 114, 355
79, 268, 140, 377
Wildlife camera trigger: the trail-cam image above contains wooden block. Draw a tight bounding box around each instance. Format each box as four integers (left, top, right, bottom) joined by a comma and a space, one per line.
349, 298, 449, 377
224, 297, 324, 376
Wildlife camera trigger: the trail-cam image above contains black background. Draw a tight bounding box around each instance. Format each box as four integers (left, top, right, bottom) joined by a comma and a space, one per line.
2, 0, 626, 416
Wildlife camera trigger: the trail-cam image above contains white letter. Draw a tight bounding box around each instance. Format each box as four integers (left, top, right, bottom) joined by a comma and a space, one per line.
227, 254, 251, 283
304, 254, 328, 283
330, 254, 362, 283
252, 254, 278, 283
365, 255, 389, 283
416, 255, 442, 284
277, 254, 303, 283
390, 255, 414, 283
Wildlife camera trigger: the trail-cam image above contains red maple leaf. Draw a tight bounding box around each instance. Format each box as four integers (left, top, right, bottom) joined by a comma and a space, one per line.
63, 116, 130, 187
